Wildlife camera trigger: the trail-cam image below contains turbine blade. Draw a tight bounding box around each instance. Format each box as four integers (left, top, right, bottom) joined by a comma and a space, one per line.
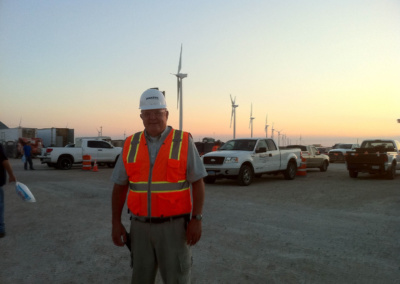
178, 44, 182, 73
230, 94, 234, 104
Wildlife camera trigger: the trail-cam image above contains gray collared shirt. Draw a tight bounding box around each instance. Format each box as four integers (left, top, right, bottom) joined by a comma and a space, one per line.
111, 126, 207, 185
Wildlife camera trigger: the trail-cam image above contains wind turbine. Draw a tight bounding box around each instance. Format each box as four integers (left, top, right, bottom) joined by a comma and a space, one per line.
230, 95, 239, 138
172, 44, 187, 130
97, 126, 103, 137
276, 129, 283, 146
264, 114, 269, 138
249, 103, 255, 138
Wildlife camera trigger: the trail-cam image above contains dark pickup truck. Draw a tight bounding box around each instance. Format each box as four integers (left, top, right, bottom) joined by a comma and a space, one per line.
345, 139, 400, 179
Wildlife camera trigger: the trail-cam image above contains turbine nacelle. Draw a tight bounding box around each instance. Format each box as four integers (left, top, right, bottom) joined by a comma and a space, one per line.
175, 73, 187, 79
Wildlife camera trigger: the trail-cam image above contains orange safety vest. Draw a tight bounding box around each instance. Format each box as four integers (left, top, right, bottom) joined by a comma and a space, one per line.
122, 129, 192, 217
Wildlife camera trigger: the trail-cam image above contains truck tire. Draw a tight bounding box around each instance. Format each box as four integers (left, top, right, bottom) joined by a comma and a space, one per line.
204, 176, 216, 184
283, 160, 297, 180
349, 170, 358, 178
386, 162, 396, 180
237, 164, 254, 186
319, 160, 328, 172
57, 156, 73, 170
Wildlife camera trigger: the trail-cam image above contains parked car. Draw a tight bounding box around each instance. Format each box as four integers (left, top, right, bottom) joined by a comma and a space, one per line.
329, 143, 359, 163
285, 145, 329, 172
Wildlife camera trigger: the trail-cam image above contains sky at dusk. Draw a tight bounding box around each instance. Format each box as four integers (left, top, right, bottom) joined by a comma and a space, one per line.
1, 0, 399, 146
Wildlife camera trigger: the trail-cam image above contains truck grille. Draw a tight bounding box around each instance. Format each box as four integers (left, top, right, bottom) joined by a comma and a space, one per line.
203, 156, 225, 165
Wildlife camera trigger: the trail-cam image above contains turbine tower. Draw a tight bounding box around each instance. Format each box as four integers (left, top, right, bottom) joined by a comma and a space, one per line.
172, 44, 187, 130
249, 103, 255, 138
230, 95, 239, 138
264, 114, 269, 138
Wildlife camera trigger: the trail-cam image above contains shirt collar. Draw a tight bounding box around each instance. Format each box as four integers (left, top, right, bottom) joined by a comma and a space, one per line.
144, 126, 172, 142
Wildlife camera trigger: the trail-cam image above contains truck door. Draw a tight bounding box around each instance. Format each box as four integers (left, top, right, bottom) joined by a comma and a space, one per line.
265, 139, 281, 171
253, 139, 268, 173
85, 140, 113, 162
96, 141, 115, 162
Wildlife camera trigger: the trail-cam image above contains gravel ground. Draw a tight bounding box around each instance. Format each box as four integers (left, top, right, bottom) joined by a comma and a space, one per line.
1, 159, 399, 283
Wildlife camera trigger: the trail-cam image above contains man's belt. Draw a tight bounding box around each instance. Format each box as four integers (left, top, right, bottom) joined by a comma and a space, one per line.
133, 214, 190, 224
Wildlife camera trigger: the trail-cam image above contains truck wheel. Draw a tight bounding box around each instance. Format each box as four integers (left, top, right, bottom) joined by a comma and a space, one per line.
283, 161, 297, 180
386, 163, 396, 180
204, 176, 216, 184
349, 170, 358, 178
57, 157, 73, 170
237, 164, 254, 186
319, 161, 328, 172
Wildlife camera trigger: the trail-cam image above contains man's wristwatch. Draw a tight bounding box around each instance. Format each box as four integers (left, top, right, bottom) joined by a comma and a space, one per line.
192, 214, 203, 221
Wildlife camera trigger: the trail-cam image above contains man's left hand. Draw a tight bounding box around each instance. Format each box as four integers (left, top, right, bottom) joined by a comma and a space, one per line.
186, 219, 202, 246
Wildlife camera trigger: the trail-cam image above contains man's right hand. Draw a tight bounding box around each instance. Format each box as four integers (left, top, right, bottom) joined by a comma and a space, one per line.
112, 222, 127, 247
111, 183, 129, 247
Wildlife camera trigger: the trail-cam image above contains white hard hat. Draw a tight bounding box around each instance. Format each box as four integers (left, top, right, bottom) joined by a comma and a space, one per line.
139, 89, 167, 110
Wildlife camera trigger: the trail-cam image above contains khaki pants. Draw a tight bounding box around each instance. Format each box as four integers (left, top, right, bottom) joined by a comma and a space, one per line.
130, 217, 192, 284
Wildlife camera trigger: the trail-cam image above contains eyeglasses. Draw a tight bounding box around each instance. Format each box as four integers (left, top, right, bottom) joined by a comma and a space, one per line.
141, 110, 167, 118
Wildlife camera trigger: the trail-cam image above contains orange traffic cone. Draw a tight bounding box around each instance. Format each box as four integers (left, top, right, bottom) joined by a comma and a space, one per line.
92, 160, 99, 172
296, 157, 307, 176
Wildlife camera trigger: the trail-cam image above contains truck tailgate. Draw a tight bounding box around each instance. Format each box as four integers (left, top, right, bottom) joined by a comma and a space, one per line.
346, 153, 386, 164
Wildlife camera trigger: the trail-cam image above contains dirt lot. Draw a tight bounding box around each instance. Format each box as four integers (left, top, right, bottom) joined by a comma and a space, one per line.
1, 159, 399, 283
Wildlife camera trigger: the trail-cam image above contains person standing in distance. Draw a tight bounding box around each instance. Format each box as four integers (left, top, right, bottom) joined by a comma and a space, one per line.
0, 144, 17, 238
111, 88, 207, 283
23, 141, 34, 170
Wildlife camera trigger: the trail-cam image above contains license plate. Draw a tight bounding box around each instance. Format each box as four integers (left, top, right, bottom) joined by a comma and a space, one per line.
207, 171, 216, 176
372, 165, 379, 170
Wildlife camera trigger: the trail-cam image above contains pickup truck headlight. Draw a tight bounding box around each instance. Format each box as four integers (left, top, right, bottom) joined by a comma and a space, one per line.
224, 157, 239, 164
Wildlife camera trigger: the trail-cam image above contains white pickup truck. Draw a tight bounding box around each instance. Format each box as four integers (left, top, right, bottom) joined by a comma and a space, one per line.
201, 138, 302, 186
38, 139, 122, 170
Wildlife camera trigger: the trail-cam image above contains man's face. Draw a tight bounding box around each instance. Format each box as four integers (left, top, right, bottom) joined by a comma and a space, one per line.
140, 108, 169, 137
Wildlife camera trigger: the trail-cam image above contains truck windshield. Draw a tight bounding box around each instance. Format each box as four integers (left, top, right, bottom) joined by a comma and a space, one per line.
335, 144, 352, 149
219, 139, 257, 151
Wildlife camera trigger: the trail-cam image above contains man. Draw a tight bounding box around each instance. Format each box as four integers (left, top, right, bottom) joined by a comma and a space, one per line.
1, 144, 17, 238
111, 88, 207, 283
23, 141, 34, 170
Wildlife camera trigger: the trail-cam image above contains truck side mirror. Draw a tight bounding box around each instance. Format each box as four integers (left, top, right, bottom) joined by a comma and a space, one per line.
256, 147, 267, 153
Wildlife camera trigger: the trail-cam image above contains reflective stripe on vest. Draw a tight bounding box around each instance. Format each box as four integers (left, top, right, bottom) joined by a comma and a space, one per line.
122, 129, 191, 217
